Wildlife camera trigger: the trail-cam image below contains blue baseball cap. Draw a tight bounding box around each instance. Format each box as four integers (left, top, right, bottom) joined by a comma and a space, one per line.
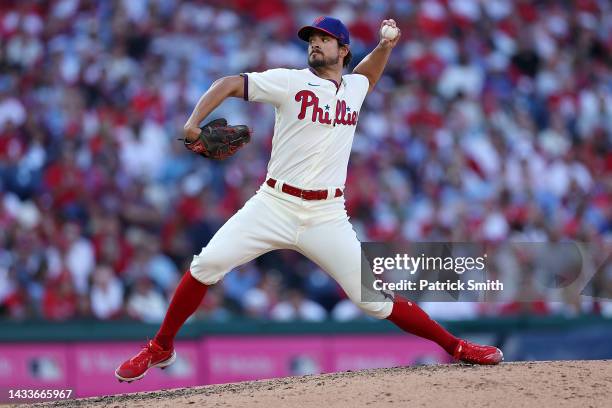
298, 16, 350, 46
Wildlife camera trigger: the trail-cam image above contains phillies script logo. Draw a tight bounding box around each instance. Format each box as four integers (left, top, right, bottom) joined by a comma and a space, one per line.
295, 90, 358, 126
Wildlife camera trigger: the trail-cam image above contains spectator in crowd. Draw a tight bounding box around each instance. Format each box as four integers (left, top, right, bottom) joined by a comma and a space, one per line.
270, 289, 328, 322
194, 285, 232, 321
222, 262, 261, 308
126, 276, 168, 323
42, 271, 79, 321
243, 270, 283, 319
90, 265, 124, 320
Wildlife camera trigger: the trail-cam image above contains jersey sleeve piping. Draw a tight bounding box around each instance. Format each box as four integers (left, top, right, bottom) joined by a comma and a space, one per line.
239, 73, 249, 101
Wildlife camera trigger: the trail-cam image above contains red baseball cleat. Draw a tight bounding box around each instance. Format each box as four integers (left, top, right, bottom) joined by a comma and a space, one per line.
453, 339, 503, 365
115, 340, 176, 383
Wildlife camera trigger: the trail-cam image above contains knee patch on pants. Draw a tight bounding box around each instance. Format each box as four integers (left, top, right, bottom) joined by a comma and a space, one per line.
345, 280, 394, 319
354, 299, 394, 320
189, 252, 230, 285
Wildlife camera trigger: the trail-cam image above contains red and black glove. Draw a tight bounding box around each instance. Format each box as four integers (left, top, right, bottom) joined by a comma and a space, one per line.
183, 118, 251, 160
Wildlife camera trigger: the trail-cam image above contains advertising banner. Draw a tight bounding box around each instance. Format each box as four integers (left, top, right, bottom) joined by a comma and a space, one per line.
203, 336, 331, 384
0, 335, 451, 400
330, 335, 451, 371
71, 342, 200, 397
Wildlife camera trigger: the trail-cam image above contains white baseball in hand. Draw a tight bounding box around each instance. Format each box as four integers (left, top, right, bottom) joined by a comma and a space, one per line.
381, 25, 399, 40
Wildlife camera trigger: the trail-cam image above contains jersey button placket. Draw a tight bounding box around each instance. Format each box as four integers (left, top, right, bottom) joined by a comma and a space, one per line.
302, 82, 344, 187
332, 81, 345, 127
300, 83, 335, 187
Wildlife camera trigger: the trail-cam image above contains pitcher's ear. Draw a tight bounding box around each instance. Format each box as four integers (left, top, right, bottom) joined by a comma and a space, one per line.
343, 48, 352, 68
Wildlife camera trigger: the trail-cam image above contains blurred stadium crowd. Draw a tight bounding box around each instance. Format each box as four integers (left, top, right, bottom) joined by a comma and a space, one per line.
0, 0, 610, 323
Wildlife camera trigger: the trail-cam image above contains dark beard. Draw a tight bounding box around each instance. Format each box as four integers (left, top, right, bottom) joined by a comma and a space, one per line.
308, 53, 339, 68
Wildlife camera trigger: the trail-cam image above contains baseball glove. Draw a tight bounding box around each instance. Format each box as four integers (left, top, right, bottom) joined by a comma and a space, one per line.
183, 118, 251, 160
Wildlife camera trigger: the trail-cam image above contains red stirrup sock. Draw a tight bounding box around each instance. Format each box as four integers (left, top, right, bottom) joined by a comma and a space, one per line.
153, 271, 208, 350
386, 295, 459, 355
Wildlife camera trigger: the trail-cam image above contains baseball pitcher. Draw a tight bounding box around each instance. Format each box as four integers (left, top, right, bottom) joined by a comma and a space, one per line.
115, 16, 502, 383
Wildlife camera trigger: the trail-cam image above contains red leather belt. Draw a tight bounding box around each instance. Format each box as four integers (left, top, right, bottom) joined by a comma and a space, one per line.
266, 178, 343, 200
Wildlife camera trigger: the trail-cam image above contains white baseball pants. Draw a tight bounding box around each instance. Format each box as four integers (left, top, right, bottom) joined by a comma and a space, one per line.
190, 181, 393, 319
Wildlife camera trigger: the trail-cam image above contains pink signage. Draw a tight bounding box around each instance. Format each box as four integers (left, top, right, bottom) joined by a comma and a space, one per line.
330, 335, 452, 371
202, 336, 331, 384
0, 344, 69, 403
0, 344, 68, 387
0, 334, 450, 400
71, 341, 200, 397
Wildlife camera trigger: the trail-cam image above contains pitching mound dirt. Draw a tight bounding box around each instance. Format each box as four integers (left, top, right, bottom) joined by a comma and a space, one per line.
24, 360, 612, 408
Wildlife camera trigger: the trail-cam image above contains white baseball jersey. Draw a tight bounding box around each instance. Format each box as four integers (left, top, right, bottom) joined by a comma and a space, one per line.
241, 68, 370, 189
190, 66, 394, 321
